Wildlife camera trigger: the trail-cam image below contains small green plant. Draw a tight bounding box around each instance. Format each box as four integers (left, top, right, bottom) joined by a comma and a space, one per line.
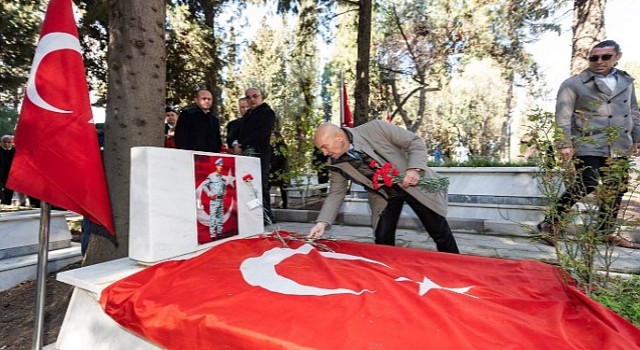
67, 218, 82, 236
591, 275, 640, 327
526, 107, 639, 293
428, 156, 537, 167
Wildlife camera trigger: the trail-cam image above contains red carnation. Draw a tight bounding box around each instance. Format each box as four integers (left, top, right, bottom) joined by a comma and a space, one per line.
242, 174, 254, 182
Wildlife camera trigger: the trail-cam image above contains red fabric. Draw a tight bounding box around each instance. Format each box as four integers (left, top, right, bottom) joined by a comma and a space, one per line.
100, 233, 640, 350
341, 80, 353, 128
8, 0, 113, 233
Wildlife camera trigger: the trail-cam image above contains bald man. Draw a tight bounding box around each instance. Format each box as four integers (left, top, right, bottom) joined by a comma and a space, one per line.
308, 121, 459, 253
174, 89, 222, 153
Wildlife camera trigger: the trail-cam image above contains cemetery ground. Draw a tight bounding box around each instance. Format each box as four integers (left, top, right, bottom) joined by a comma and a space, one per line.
1, 195, 639, 349
0, 262, 78, 350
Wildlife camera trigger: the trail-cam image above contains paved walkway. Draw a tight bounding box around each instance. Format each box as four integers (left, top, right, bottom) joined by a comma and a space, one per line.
270, 219, 640, 275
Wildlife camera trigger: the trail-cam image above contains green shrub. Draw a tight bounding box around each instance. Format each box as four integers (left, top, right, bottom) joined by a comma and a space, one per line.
591, 275, 640, 327
428, 156, 537, 167
0, 107, 18, 136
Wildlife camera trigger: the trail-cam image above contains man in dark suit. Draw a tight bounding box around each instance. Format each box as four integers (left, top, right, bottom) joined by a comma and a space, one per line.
226, 97, 250, 149
234, 87, 276, 223
174, 89, 222, 153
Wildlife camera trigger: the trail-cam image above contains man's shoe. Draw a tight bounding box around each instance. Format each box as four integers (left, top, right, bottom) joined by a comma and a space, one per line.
606, 233, 640, 249
536, 221, 556, 246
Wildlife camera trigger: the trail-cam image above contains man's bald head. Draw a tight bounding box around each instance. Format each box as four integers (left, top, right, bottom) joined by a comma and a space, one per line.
314, 123, 349, 159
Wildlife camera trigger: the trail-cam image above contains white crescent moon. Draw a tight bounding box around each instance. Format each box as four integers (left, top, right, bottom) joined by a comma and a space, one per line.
26, 32, 82, 114
240, 244, 391, 296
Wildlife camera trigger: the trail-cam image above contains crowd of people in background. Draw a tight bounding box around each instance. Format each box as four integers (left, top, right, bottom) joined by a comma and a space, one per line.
169, 87, 323, 224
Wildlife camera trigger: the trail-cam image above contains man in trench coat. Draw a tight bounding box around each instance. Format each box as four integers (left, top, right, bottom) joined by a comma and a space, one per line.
308, 121, 459, 253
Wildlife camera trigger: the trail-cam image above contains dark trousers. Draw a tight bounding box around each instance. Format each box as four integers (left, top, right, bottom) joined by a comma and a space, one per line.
270, 185, 288, 209
550, 156, 629, 232
374, 191, 459, 254
0, 186, 13, 205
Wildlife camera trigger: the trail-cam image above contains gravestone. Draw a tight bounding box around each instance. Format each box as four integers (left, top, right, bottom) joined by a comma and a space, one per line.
53, 147, 266, 349
0, 209, 77, 292
129, 147, 264, 263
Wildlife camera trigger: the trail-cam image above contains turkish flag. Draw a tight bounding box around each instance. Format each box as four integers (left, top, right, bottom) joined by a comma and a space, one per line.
100, 233, 640, 349
341, 78, 353, 128
8, 0, 114, 233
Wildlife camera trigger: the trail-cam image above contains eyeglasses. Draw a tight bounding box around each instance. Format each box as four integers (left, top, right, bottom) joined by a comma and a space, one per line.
588, 54, 614, 62
246, 94, 261, 99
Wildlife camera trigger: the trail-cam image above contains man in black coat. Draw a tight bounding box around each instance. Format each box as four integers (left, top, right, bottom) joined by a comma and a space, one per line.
0, 135, 15, 205
226, 97, 250, 148
234, 87, 276, 223
174, 89, 222, 153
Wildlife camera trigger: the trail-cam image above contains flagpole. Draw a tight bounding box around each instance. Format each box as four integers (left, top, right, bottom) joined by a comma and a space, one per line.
340, 73, 345, 126
32, 202, 51, 350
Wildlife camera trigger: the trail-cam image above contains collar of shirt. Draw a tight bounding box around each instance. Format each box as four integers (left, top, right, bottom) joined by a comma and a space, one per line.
594, 68, 618, 92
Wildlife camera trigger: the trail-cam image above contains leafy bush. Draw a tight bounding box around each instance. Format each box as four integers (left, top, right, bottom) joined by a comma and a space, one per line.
428, 156, 537, 167
591, 275, 640, 327
0, 107, 18, 136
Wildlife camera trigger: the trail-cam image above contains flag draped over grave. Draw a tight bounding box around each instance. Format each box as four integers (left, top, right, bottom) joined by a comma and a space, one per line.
100, 233, 640, 349
8, 0, 114, 233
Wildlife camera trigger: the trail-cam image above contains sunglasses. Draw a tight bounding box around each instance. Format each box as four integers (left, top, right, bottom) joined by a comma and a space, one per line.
588, 54, 614, 62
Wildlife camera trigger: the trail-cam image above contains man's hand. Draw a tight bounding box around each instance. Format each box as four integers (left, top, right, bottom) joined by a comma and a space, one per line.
233, 144, 242, 155
308, 222, 327, 240
402, 168, 421, 188
560, 147, 573, 162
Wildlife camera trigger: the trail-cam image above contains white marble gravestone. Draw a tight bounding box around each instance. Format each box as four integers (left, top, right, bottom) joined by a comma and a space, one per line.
128, 147, 264, 263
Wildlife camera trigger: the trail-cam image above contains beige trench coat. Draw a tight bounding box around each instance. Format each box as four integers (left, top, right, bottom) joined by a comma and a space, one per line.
315, 120, 448, 230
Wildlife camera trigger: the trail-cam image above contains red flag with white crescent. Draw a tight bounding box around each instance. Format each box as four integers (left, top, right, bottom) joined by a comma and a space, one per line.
100, 234, 640, 349
341, 79, 353, 128
8, 0, 114, 233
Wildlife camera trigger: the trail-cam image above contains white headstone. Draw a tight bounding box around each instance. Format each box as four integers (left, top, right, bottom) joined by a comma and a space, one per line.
129, 147, 264, 263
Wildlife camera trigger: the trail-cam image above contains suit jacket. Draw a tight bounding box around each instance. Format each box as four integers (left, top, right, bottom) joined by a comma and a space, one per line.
556, 68, 640, 157
236, 103, 275, 157
0, 147, 15, 185
174, 106, 222, 152
316, 120, 448, 229
225, 118, 242, 148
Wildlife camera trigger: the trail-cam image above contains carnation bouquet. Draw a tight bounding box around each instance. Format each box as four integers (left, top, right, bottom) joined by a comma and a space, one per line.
368, 160, 448, 192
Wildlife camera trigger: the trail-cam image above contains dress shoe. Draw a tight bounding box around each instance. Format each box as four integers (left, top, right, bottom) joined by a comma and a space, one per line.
536, 221, 557, 246
605, 233, 640, 249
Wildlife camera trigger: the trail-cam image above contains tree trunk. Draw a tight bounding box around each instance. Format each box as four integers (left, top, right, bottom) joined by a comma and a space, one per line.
571, 0, 606, 75
497, 69, 514, 161
202, 2, 222, 116
84, 0, 166, 265
353, 0, 372, 126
